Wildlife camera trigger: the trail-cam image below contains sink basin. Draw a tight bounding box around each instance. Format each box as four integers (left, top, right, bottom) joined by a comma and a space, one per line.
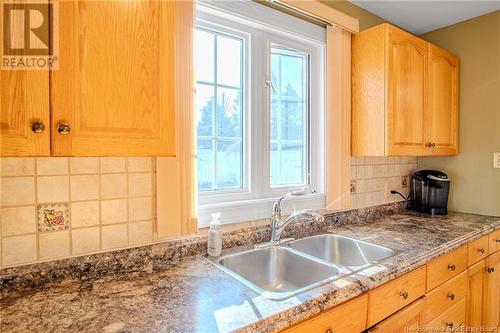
287, 234, 395, 271
215, 246, 340, 300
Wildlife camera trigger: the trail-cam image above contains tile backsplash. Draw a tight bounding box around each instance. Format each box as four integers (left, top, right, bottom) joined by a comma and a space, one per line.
0, 157, 154, 267
350, 156, 417, 209
0, 155, 417, 268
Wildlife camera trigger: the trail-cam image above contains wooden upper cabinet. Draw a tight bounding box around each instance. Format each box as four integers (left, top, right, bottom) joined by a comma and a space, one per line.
0, 0, 50, 156
427, 44, 459, 155
352, 23, 459, 157
387, 27, 428, 156
50, 0, 176, 156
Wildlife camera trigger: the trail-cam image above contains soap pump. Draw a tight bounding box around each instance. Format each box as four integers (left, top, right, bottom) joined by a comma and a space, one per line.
207, 212, 222, 257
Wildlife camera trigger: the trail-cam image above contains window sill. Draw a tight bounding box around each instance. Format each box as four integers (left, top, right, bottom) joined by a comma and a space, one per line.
197, 193, 325, 227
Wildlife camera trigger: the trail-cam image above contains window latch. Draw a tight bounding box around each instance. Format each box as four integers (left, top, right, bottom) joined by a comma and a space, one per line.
264, 79, 276, 93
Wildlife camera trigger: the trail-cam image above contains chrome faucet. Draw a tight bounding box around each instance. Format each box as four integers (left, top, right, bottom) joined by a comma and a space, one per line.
269, 188, 324, 244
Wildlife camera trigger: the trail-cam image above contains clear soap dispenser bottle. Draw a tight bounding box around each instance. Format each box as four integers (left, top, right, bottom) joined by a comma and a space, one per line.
207, 212, 222, 257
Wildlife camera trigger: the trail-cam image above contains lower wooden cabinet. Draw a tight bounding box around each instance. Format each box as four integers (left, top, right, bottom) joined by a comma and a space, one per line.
483, 251, 500, 329
426, 298, 465, 331
466, 259, 486, 329
281, 295, 368, 333
368, 299, 424, 333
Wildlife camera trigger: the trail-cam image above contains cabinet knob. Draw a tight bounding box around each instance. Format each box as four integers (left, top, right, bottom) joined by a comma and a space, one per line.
477, 248, 485, 254
431, 143, 436, 147
446, 322, 454, 329
325, 329, 335, 333
447, 293, 455, 300
448, 264, 456, 271
399, 291, 409, 300
31, 121, 45, 133
486, 267, 495, 274
495, 239, 500, 243
57, 123, 71, 135
426, 142, 432, 147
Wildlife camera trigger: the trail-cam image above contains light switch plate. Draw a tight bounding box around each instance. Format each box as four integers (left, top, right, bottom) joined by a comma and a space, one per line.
494, 152, 500, 169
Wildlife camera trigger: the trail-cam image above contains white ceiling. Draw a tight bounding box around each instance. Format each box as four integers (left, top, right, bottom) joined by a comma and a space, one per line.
348, 1, 500, 34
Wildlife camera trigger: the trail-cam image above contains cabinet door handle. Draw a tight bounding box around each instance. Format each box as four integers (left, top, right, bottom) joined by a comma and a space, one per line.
477, 248, 485, 254
325, 329, 335, 333
446, 322, 454, 329
426, 142, 432, 147
31, 121, 46, 133
399, 291, 409, 300
431, 143, 436, 147
447, 293, 455, 300
495, 239, 500, 243
448, 264, 456, 271
486, 267, 495, 273
57, 123, 71, 135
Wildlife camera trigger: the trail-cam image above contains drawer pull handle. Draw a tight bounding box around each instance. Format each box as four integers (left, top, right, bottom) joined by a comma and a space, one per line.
447, 293, 455, 300
399, 291, 409, 300
31, 121, 45, 133
477, 248, 485, 254
57, 122, 71, 135
495, 239, 500, 243
325, 329, 335, 333
447, 264, 456, 271
486, 267, 495, 274
446, 322, 454, 329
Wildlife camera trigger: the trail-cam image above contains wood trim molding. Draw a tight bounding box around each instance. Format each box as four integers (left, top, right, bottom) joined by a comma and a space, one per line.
156, 0, 197, 238
277, 0, 359, 34
325, 25, 351, 210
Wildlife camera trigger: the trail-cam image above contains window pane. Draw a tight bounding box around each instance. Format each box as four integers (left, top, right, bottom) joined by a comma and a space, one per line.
270, 46, 308, 187
196, 84, 214, 137
217, 35, 242, 87
270, 142, 305, 186
195, 27, 245, 192
216, 141, 242, 189
217, 88, 241, 138
195, 29, 215, 83
197, 140, 214, 190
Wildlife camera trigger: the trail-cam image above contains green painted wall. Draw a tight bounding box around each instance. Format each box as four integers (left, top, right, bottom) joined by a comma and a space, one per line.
418, 11, 500, 216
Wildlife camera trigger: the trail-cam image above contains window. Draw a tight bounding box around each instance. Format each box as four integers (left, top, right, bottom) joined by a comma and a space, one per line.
196, 28, 244, 191
196, 2, 325, 226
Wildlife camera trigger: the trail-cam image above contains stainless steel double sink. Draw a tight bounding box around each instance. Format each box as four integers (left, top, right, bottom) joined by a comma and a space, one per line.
209, 234, 395, 300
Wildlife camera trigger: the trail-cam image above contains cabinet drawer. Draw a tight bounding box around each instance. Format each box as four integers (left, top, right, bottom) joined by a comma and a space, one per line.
489, 229, 500, 254
281, 295, 368, 333
368, 266, 426, 327
468, 235, 489, 265
369, 298, 424, 333
425, 297, 465, 332
427, 246, 467, 291
423, 271, 467, 323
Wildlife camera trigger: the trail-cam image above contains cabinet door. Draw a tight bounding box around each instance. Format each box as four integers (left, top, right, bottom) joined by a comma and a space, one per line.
51, 0, 177, 156
426, 44, 459, 155
369, 299, 424, 333
483, 251, 500, 329
387, 26, 429, 156
0, 0, 50, 156
466, 260, 485, 329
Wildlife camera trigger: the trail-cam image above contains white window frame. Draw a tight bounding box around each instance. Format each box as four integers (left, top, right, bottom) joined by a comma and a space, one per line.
196, 1, 326, 227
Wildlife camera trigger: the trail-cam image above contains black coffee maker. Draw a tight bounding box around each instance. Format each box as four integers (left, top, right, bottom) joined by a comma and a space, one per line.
408, 170, 450, 215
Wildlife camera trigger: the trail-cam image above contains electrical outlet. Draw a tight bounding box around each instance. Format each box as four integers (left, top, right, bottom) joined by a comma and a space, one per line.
494, 152, 500, 169
401, 176, 409, 188
350, 181, 357, 193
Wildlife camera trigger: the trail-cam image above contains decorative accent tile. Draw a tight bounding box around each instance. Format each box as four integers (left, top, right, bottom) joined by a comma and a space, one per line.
350, 181, 357, 194
37, 203, 70, 232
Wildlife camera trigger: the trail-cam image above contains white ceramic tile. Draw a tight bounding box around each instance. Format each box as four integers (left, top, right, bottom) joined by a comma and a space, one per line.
1, 158, 34, 177
36, 157, 68, 175
101, 199, 128, 224
70, 175, 99, 201
39, 231, 70, 260
350, 166, 357, 180
71, 201, 99, 228
372, 165, 387, 178
2, 234, 37, 266
129, 221, 153, 246
1, 206, 36, 236
100, 157, 126, 173
101, 174, 127, 199
1, 177, 35, 207
72, 227, 100, 255
128, 197, 152, 222
70, 157, 99, 174
101, 224, 128, 250
127, 157, 152, 173
37, 176, 69, 203
128, 173, 152, 197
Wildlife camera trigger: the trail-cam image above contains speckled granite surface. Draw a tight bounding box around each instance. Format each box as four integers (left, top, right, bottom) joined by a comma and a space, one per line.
1, 210, 499, 333
0, 202, 404, 297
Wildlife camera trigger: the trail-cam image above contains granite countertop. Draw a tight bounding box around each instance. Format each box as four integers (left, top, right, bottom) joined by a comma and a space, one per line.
1, 211, 499, 333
